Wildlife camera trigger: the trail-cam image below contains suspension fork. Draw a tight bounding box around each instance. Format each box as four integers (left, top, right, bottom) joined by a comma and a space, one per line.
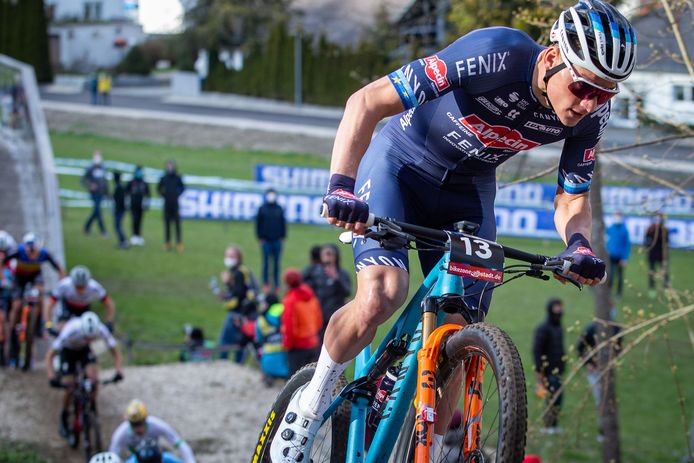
463, 355, 486, 456
414, 296, 462, 463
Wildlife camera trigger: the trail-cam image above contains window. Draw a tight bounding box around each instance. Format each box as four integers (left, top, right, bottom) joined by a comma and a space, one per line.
673, 84, 693, 102
83, 1, 103, 21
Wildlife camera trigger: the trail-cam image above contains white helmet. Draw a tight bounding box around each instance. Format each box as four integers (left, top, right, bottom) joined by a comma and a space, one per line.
0, 230, 13, 251
70, 265, 91, 288
550, 0, 636, 83
80, 311, 101, 337
88, 452, 122, 463
22, 232, 40, 246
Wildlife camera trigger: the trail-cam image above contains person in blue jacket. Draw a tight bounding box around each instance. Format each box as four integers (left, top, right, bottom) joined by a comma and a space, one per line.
606, 212, 630, 297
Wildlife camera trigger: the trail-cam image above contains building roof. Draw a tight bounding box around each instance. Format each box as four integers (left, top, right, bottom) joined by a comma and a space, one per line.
292, 0, 412, 45
631, 5, 694, 74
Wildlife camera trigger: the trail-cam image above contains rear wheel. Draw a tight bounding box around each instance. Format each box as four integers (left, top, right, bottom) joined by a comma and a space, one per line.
252, 363, 350, 463
393, 323, 527, 462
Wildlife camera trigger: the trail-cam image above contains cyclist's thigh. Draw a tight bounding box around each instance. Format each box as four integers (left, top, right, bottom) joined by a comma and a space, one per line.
59, 349, 79, 379
353, 265, 409, 321
82, 349, 99, 378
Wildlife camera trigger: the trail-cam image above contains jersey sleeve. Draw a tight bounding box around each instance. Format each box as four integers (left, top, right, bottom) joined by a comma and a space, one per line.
150, 416, 184, 448
387, 27, 525, 109
93, 280, 108, 301
557, 102, 611, 194
99, 324, 118, 348
51, 280, 67, 301
108, 421, 130, 455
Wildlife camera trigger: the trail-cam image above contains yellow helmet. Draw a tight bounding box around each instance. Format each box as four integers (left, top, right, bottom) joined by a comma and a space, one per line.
125, 399, 148, 423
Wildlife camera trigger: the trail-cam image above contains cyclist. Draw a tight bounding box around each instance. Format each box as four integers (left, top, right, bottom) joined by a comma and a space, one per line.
270, 1, 636, 460
108, 399, 197, 463
45, 265, 116, 333
0, 230, 17, 366
46, 311, 124, 438
2, 232, 64, 369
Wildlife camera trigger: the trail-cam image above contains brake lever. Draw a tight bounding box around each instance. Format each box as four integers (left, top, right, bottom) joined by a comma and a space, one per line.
553, 269, 583, 290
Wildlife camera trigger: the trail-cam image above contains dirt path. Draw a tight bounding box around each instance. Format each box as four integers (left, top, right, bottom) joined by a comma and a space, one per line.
0, 361, 283, 462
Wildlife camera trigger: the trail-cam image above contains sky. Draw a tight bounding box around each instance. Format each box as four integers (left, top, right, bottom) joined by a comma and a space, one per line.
138, 0, 184, 34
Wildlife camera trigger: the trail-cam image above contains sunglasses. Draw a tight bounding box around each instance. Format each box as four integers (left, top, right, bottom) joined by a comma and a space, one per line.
565, 63, 619, 105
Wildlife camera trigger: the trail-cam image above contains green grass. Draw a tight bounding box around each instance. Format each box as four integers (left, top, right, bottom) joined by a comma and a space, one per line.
0, 442, 47, 463
52, 131, 694, 462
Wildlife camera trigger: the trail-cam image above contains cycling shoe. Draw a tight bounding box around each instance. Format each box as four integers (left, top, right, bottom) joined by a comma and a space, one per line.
269, 385, 322, 463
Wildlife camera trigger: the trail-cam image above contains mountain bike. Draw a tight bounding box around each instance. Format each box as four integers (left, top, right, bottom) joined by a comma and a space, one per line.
252, 216, 580, 463
53, 363, 122, 462
8, 283, 41, 370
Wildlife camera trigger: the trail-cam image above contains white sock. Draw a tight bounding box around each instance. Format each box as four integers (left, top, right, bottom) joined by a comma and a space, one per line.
298, 345, 349, 419
431, 433, 443, 462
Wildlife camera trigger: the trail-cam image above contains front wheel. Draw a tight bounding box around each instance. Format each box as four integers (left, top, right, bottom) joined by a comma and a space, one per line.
252, 363, 350, 463
83, 407, 103, 461
393, 323, 527, 463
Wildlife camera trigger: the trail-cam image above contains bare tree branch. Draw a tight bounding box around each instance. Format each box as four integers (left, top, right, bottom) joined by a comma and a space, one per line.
659, 0, 694, 78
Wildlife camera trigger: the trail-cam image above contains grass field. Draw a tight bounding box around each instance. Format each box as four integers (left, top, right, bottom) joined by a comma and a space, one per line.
51, 131, 694, 462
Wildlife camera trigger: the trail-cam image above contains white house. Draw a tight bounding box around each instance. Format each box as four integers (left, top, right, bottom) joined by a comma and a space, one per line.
45, 0, 146, 72
611, 4, 694, 128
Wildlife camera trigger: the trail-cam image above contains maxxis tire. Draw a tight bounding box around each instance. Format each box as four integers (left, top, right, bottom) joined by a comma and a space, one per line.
251, 363, 350, 463
392, 323, 527, 463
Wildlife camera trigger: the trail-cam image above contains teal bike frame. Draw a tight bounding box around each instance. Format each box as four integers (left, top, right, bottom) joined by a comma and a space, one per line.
321, 250, 465, 463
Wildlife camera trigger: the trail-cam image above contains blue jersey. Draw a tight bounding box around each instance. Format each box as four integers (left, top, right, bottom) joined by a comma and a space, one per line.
4, 244, 60, 279
385, 27, 609, 194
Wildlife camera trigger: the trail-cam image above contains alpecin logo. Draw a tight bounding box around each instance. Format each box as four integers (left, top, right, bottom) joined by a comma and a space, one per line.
583, 147, 596, 162
460, 114, 541, 151
575, 246, 595, 256
448, 262, 503, 283
424, 55, 450, 92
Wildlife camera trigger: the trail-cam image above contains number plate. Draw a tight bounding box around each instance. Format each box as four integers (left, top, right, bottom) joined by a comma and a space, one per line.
446, 232, 505, 283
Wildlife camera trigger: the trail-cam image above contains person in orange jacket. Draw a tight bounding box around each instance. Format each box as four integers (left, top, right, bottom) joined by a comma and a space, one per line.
281, 269, 323, 376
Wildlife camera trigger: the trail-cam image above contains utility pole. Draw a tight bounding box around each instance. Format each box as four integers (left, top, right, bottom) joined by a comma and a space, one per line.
294, 26, 302, 107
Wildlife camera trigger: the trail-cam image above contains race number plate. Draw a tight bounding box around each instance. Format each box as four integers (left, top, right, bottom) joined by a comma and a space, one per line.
446, 232, 505, 283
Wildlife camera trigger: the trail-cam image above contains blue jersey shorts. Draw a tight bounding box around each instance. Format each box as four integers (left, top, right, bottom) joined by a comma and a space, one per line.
352, 134, 498, 313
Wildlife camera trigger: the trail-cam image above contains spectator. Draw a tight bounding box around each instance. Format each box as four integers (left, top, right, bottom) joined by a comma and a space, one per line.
127, 165, 150, 246
217, 245, 258, 363
88, 72, 98, 105
255, 188, 286, 293
300, 245, 322, 283
97, 71, 112, 105
180, 325, 215, 362
281, 269, 322, 376
303, 244, 352, 339
606, 212, 630, 297
644, 212, 669, 296
81, 150, 109, 237
112, 171, 128, 249
157, 159, 185, 252
255, 293, 289, 385
532, 298, 566, 434
577, 312, 622, 442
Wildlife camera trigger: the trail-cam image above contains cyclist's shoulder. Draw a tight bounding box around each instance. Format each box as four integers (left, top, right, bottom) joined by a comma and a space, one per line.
463, 26, 538, 48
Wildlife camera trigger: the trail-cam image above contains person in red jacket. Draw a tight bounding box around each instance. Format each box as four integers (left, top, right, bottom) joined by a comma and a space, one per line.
281, 269, 323, 376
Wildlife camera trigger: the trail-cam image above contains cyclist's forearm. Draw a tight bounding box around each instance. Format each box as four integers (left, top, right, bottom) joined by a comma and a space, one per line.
330, 77, 404, 179
45, 350, 56, 377
105, 299, 115, 321
44, 299, 56, 325
554, 189, 592, 245
178, 441, 196, 463
111, 347, 123, 372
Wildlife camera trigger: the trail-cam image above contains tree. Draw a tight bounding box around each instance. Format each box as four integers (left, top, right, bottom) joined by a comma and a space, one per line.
0, 0, 52, 82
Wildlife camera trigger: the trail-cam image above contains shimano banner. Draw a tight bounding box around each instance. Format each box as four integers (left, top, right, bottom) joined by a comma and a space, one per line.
177, 188, 694, 249
254, 164, 694, 215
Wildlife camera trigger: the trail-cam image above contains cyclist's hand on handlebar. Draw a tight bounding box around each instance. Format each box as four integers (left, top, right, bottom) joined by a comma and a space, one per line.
322, 174, 369, 235
553, 233, 606, 286
49, 377, 62, 389
113, 372, 124, 383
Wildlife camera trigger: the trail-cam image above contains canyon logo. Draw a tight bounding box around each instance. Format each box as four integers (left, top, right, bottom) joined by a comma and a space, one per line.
460, 114, 541, 151
424, 55, 450, 92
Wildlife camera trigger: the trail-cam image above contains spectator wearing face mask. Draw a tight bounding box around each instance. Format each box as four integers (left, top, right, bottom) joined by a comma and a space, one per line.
81, 150, 109, 237
255, 188, 286, 293
217, 245, 258, 363
532, 298, 566, 434
127, 165, 150, 246
606, 212, 630, 298
157, 159, 185, 252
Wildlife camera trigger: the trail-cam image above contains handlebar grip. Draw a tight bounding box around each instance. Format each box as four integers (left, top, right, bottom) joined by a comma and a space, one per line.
320, 203, 376, 227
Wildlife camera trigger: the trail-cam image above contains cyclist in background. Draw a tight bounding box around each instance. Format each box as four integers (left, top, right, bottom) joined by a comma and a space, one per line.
0, 230, 17, 366
46, 311, 124, 438
270, 1, 636, 460
108, 399, 197, 463
45, 265, 116, 333
3, 232, 64, 369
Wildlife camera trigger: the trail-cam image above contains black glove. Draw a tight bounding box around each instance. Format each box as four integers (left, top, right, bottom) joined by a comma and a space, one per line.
322, 174, 369, 224
49, 377, 62, 389
554, 233, 606, 281
113, 372, 124, 383
105, 321, 114, 333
